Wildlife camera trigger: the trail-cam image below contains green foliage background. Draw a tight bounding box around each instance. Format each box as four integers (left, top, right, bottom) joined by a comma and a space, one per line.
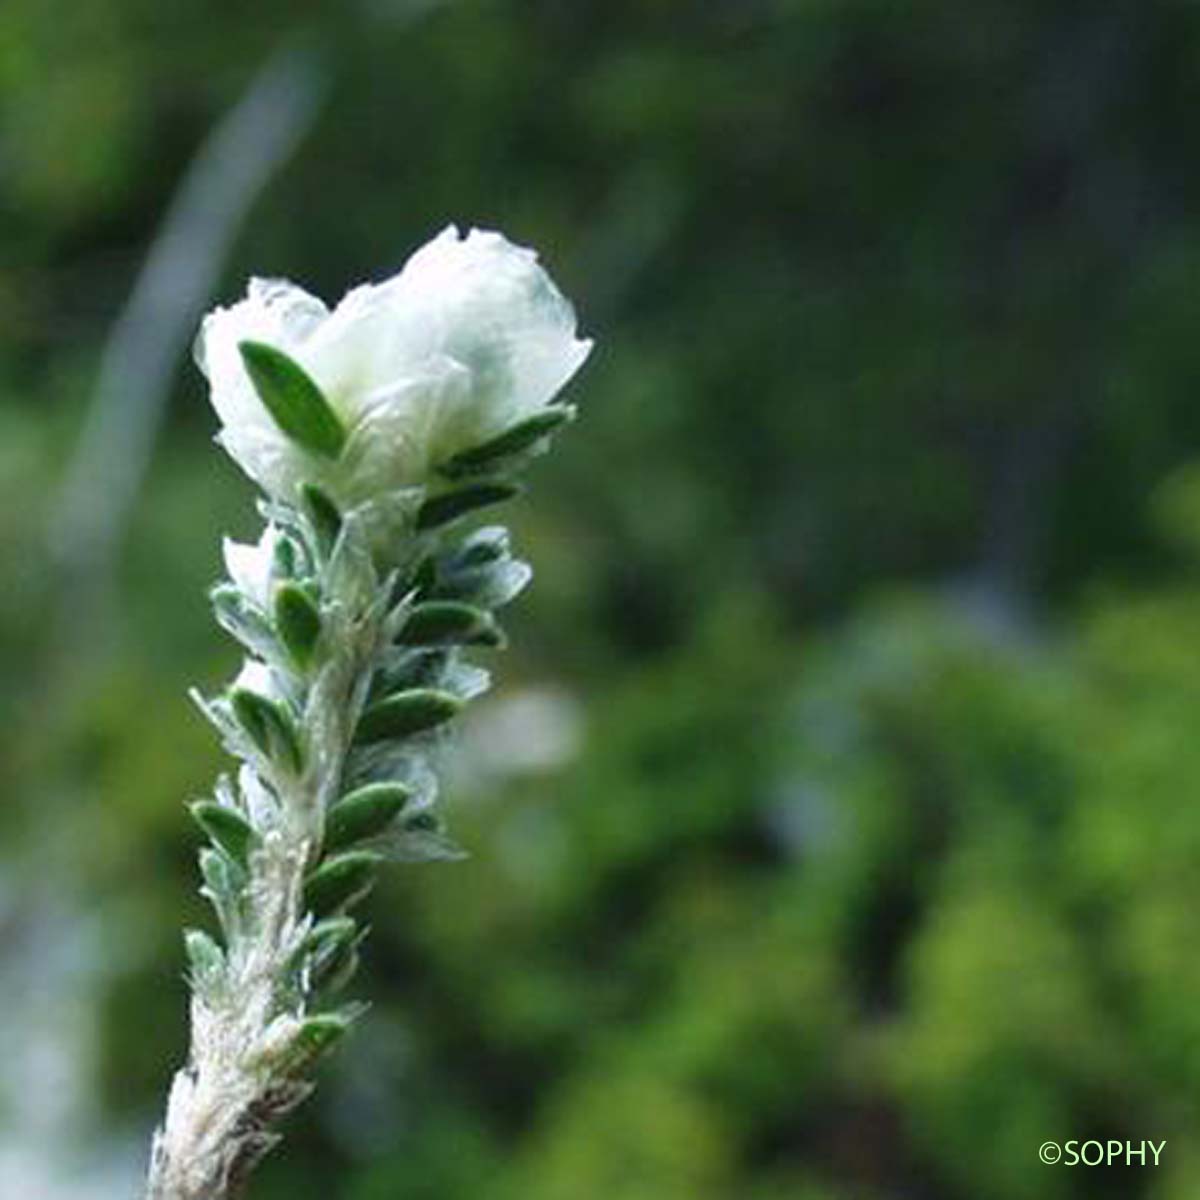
3, 1, 1200, 1196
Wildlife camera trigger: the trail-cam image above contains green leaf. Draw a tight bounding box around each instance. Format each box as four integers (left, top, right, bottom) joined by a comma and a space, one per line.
210, 584, 276, 657
326, 782, 412, 851
300, 917, 364, 993
302, 916, 359, 958
355, 689, 463, 743
366, 649, 450, 706
189, 801, 256, 867
199, 846, 243, 896
440, 407, 575, 477
409, 554, 438, 596
184, 928, 226, 986
303, 850, 383, 914
415, 482, 521, 532
274, 582, 322, 668
289, 1012, 353, 1064
449, 526, 510, 570
320, 945, 360, 994
403, 811, 439, 832
299, 483, 342, 558
239, 341, 347, 459
272, 534, 302, 579
198, 846, 245, 933
396, 600, 503, 648
230, 687, 304, 773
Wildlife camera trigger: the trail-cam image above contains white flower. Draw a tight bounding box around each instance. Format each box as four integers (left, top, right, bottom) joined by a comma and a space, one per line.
196, 226, 591, 506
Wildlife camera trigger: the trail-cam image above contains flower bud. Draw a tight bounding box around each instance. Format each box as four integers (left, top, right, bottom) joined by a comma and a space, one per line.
196, 227, 591, 509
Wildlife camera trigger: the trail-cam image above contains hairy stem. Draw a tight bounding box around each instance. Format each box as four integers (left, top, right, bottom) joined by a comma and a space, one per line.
146, 494, 547, 1197
146, 630, 362, 1199
146, 835, 311, 1200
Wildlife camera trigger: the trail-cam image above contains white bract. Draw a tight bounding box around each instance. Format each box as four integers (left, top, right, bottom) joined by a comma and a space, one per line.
196, 225, 592, 505
221, 529, 278, 608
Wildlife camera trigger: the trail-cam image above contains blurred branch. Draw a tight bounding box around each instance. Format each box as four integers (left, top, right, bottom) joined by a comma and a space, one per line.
48, 41, 328, 592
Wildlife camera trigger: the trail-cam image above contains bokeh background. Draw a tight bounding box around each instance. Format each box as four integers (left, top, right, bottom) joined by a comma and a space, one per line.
4, 2, 1200, 1197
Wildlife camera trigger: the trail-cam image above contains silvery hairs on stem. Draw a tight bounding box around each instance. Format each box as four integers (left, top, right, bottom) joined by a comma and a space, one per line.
146, 226, 591, 1200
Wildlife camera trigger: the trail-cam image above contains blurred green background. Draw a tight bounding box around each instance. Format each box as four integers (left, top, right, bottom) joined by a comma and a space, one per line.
3, 1, 1200, 1197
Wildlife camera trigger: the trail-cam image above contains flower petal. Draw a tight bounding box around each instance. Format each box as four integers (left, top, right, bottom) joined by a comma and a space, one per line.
198, 229, 589, 502
308, 226, 591, 461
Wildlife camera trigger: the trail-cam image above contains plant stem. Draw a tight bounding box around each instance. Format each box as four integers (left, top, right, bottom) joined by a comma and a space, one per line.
146, 623, 364, 1199
146, 832, 312, 1200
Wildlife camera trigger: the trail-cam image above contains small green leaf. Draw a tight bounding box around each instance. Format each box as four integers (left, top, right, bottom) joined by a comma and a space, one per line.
409, 554, 438, 596
272, 534, 302, 579
299, 483, 342, 558
289, 1012, 353, 1063
300, 917, 365, 993
396, 601, 503, 648
415, 482, 521, 532
231, 687, 304, 773
404, 811, 439, 833
199, 846, 242, 895
190, 801, 256, 867
366, 649, 450, 706
184, 928, 226, 986
239, 341, 347, 459
440, 407, 575, 477
449, 526, 510, 570
320, 945, 360, 994
355, 689, 463, 743
303, 850, 383, 914
302, 916, 359, 958
211, 584, 276, 656
274, 582, 322, 668
199, 847, 245, 933
326, 782, 412, 851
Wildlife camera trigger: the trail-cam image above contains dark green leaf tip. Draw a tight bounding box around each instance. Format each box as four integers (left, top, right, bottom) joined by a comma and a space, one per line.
396, 600, 501, 647
274, 582, 322, 668
239, 340, 347, 459
301, 917, 364, 993
355, 689, 463, 743
230, 687, 304, 774
190, 800, 256, 867
299, 483, 342, 557
403, 811, 440, 833
440, 407, 575, 477
291, 1013, 352, 1062
272, 535, 301, 579
415, 482, 522, 532
303, 916, 359, 956
451, 527, 510, 570
303, 849, 383, 914
326, 782, 412, 850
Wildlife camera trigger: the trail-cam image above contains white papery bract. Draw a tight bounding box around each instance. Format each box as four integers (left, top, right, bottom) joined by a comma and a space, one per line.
221, 529, 278, 609
196, 225, 592, 505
